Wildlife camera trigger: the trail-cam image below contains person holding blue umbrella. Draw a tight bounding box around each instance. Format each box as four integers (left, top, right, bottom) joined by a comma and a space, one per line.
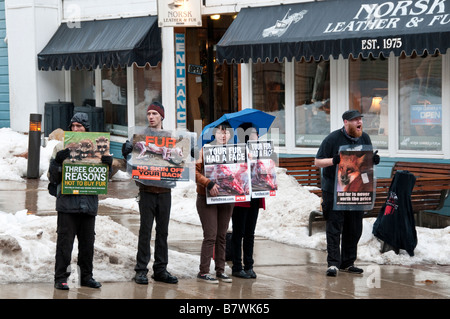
231, 123, 265, 279
195, 122, 235, 284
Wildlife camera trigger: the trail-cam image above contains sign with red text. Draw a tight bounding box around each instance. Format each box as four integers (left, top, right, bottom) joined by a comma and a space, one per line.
129, 131, 192, 185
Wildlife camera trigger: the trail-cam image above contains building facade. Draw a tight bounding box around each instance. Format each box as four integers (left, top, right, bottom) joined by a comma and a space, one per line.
4, 0, 450, 177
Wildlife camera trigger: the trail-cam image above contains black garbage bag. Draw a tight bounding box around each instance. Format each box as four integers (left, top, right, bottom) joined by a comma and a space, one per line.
373, 170, 417, 256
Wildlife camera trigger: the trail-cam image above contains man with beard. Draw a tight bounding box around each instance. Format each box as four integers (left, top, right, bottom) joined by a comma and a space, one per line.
315, 110, 380, 277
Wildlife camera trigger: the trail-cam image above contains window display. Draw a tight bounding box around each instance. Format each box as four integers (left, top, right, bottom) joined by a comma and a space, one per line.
399, 53, 442, 151
294, 60, 330, 147
252, 60, 285, 146
349, 57, 388, 149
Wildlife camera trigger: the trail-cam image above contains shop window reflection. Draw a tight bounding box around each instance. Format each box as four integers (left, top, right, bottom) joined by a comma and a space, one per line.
252, 60, 285, 145
399, 52, 442, 151
101, 67, 128, 137
134, 64, 162, 127
294, 59, 330, 147
349, 57, 388, 149
70, 69, 95, 108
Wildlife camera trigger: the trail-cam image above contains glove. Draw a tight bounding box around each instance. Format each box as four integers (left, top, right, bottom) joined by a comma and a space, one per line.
373, 150, 380, 165
122, 140, 133, 158
101, 155, 113, 167
55, 148, 70, 164
332, 153, 340, 165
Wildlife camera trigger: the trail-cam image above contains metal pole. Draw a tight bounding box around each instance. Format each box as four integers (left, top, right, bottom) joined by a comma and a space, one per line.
27, 113, 42, 179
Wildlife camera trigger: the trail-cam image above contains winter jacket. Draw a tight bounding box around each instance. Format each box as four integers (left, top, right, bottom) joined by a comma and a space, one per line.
48, 141, 99, 216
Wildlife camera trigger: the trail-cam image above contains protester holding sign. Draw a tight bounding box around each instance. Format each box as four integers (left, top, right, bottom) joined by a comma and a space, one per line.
315, 110, 380, 277
195, 122, 234, 284
48, 112, 112, 290
122, 101, 178, 285
231, 124, 266, 279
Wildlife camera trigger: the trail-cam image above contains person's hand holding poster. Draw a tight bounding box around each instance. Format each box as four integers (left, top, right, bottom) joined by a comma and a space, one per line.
61, 132, 110, 195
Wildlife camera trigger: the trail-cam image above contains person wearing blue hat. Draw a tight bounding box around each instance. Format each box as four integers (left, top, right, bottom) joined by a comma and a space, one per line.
315, 110, 380, 277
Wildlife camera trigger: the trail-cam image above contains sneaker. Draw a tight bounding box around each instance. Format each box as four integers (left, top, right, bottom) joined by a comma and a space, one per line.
217, 273, 233, 283
326, 266, 338, 277
80, 278, 102, 288
340, 265, 364, 274
152, 271, 178, 284
245, 269, 257, 279
54, 281, 69, 290
197, 273, 219, 284
134, 271, 149, 285
232, 270, 251, 279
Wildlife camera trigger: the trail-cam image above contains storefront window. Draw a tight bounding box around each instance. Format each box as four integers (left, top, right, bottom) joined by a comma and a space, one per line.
102, 67, 127, 137
349, 57, 388, 149
294, 60, 330, 147
399, 53, 442, 151
70, 69, 95, 107
133, 63, 162, 127
252, 60, 285, 145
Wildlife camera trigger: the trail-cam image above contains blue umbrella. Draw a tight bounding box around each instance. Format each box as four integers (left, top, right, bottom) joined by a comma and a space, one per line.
198, 108, 276, 147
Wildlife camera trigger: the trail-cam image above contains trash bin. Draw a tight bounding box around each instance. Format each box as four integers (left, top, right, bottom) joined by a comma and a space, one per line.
74, 105, 105, 132
44, 101, 74, 137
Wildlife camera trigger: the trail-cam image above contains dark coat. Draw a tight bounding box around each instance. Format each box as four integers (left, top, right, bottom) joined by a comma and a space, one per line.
48, 148, 99, 216
373, 170, 418, 256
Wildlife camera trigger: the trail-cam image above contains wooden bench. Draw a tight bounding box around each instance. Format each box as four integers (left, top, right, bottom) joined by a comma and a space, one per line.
278, 158, 450, 236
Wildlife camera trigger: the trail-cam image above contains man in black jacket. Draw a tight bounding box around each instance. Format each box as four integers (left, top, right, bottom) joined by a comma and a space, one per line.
315, 110, 380, 277
48, 112, 113, 290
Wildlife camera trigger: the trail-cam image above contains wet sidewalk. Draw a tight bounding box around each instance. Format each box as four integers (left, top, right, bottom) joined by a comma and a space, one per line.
0, 179, 449, 301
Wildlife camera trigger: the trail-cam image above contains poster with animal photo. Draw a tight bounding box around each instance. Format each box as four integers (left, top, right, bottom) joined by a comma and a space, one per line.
247, 140, 278, 198
128, 130, 193, 185
333, 145, 375, 211
203, 143, 251, 204
61, 132, 110, 195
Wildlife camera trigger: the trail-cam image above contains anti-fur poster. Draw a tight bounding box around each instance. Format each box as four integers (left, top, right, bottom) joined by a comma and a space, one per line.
61, 132, 110, 195
334, 145, 375, 211
248, 140, 278, 198
204, 143, 251, 204
128, 130, 193, 186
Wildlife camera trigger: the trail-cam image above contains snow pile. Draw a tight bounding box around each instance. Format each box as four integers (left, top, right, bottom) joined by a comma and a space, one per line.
0, 128, 449, 284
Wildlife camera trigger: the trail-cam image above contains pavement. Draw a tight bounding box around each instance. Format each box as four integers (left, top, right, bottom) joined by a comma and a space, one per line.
0, 178, 449, 306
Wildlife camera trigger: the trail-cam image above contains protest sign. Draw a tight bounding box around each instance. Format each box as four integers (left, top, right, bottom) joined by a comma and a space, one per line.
61, 132, 110, 195
203, 143, 251, 204
333, 145, 375, 211
128, 130, 193, 186
247, 140, 278, 198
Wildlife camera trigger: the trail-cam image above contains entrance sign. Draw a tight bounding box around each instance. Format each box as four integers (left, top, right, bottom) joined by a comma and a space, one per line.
158, 0, 202, 27
61, 132, 110, 195
175, 33, 187, 129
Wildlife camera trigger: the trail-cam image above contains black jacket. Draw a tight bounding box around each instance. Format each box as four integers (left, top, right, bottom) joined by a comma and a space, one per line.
316, 127, 372, 193
48, 141, 99, 216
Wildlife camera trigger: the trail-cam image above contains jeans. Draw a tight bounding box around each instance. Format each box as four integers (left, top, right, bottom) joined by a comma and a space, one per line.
322, 191, 364, 268
231, 200, 259, 272
134, 191, 171, 275
55, 212, 96, 283
196, 195, 234, 275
